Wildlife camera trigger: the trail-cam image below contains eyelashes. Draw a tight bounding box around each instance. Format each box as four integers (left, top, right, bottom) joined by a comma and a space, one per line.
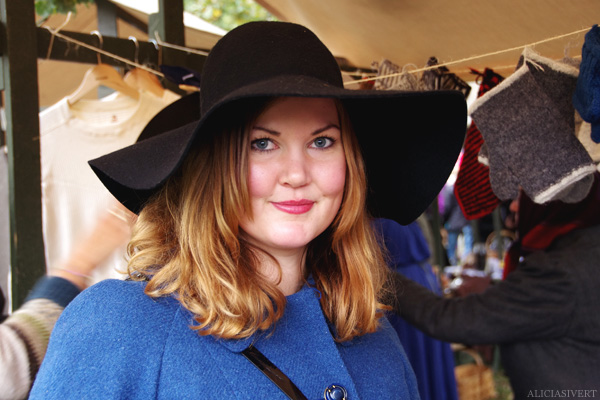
250, 136, 337, 152
251, 137, 274, 151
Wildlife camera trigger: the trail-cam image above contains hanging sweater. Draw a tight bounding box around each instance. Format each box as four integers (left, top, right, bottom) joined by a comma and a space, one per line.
31, 279, 420, 399
0, 277, 80, 400
39, 91, 179, 282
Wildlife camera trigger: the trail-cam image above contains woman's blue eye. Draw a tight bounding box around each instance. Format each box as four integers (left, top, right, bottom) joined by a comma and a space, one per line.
312, 137, 334, 148
252, 138, 272, 151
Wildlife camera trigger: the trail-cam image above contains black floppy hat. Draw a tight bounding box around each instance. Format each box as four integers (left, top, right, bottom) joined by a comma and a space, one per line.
89, 21, 467, 224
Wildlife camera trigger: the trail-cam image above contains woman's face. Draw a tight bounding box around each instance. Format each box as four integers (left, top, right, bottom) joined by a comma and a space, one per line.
239, 97, 347, 255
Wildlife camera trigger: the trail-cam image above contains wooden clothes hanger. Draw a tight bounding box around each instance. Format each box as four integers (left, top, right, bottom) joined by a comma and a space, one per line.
66, 63, 140, 105
122, 36, 165, 98
124, 68, 165, 98
66, 31, 140, 105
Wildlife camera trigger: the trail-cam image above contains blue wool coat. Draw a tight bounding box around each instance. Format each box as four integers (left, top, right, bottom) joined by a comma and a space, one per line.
30, 279, 420, 399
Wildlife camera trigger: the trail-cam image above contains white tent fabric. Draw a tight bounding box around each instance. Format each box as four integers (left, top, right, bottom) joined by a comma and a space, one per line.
256, 0, 598, 81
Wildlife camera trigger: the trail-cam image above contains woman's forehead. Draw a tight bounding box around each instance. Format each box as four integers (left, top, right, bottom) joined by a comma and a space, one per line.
255, 97, 339, 125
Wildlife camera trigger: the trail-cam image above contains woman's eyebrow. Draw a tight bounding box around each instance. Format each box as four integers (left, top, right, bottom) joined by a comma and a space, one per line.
252, 123, 340, 136
252, 126, 280, 136
312, 124, 341, 136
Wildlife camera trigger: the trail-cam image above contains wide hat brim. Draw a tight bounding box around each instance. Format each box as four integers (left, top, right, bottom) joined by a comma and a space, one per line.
90, 76, 466, 224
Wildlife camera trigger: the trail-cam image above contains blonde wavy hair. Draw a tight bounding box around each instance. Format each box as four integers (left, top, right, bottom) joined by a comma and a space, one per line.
127, 98, 391, 342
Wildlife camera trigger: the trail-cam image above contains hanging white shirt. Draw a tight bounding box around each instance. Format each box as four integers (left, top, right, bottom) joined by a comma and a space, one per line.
39, 90, 179, 282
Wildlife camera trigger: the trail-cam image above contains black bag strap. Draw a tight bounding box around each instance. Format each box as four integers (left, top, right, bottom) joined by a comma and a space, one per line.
242, 346, 308, 400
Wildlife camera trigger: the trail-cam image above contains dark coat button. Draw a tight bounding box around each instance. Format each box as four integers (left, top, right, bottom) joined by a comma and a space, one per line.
324, 384, 348, 400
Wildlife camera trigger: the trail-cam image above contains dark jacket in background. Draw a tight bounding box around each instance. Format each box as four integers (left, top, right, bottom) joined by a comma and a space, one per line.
389, 225, 600, 399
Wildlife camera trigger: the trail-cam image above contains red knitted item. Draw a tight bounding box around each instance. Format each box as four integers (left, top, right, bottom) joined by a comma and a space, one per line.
454, 68, 504, 220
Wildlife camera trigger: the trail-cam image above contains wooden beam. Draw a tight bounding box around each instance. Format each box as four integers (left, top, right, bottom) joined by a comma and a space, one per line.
149, 0, 187, 92
150, 0, 185, 46
0, 0, 46, 309
96, 0, 118, 38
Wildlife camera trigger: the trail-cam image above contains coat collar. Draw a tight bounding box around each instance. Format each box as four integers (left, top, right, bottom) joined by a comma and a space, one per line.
218, 281, 325, 353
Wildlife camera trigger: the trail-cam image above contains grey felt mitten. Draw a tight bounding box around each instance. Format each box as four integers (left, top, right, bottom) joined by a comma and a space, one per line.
477, 142, 522, 199
470, 48, 596, 204
478, 143, 489, 166
481, 146, 521, 200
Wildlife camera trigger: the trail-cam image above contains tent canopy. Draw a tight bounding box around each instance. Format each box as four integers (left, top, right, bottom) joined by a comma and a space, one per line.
39, 0, 597, 105
256, 0, 598, 82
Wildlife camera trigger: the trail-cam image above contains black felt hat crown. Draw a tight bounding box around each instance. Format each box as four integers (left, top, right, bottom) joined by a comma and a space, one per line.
89, 21, 467, 224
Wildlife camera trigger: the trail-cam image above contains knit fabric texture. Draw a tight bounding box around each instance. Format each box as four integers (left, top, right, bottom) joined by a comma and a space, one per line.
573, 24, 600, 143
1, 277, 80, 400
454, 68, 503, 220
470, 47, 596, 203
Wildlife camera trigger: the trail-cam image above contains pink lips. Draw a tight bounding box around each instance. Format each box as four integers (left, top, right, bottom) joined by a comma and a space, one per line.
272, 199, 315, 214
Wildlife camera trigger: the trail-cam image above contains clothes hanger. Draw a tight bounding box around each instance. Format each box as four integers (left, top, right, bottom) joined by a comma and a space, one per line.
122, 37, 165, 98
124, 68, 165, 98
66, 31, 140, 105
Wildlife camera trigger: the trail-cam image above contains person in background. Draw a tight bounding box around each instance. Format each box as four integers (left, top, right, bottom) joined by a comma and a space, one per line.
373, 218, 458, 400
387, 173, 600, 399
440, 182, 473, 266
30, 21, 466, 399
0, 204, 134, 400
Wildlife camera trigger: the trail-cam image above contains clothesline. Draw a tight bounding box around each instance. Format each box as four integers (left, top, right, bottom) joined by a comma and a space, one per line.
44, 28, 164, 77
152, 32, 210, 56
343, 27, 590, 87
42, 11, 209, 78
44, 13, 588, 86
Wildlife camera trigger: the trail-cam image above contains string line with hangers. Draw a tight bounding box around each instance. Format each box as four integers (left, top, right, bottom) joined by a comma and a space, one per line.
43, 12, 212, 79
152, 31, 210, 56
45, 26, 165, 78
44, 13, 588, 87
343, 27, 590, 87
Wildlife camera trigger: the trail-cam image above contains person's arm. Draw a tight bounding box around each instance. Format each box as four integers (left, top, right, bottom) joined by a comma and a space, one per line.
0, 205, 135, 399
0, 277, 80, 399
386, 251, 575, 345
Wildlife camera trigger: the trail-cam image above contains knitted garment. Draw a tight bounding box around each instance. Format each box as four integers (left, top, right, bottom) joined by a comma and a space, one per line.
470, 48, 596, 204
372, 59, 419, 91
39, 91, 179, 282
573, 24, 600, 143
31, 279, 420, 399
0, 277, 80, 400
454, 68, 503, 220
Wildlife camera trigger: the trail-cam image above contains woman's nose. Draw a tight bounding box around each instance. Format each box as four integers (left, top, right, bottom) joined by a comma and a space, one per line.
279, 151, 311, 187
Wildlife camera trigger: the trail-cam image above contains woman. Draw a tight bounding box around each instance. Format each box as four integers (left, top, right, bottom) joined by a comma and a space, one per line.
30, 21, 466, 399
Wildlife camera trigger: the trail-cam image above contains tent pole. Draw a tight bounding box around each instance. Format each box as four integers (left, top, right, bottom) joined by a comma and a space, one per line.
0, 0, 46, 309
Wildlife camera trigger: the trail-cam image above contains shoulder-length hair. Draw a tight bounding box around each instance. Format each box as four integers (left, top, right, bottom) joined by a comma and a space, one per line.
127, 98, 391, 341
